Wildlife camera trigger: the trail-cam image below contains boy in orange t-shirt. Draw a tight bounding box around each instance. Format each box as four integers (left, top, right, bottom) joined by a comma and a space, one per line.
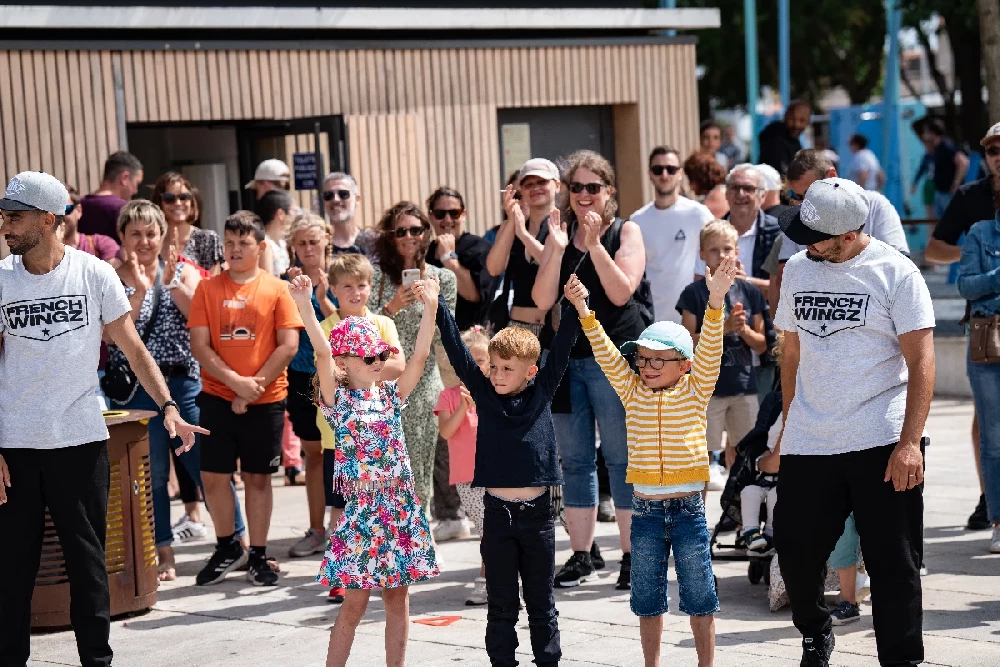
188, 210, 303, 586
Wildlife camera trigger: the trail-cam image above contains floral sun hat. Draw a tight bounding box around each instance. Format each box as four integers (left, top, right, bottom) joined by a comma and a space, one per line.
328, 316, 400, 358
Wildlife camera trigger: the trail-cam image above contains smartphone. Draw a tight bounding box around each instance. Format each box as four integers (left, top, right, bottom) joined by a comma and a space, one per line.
402, 269, 421, 286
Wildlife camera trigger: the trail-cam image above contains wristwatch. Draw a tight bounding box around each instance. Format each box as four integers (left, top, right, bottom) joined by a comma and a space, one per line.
442, 251, 459, 262
159, 400, 179, 417
164, 274, 182, 291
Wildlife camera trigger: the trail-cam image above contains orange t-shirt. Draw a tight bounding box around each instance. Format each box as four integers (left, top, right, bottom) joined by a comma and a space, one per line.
187, 271, 303, 404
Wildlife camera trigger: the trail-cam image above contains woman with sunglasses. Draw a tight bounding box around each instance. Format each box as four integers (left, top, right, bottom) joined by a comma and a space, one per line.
368, 202, 457, 509
683, 151, 729, 219
532, 150, 650, 591
486, 158, 560, 335
152, 172, 224, 275
425, 187, 494, 330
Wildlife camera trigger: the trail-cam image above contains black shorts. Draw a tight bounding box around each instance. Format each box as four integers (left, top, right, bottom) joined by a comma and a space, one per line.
197, 393, 286, 475
323, 449, 346, 510
286, 368, 322, 441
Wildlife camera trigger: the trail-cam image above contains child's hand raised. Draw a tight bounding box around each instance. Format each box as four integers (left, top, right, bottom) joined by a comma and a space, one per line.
413, 275, 440, 307
288, 274, 314, 308
705, 255, 737, 310
564, 274, 590, 317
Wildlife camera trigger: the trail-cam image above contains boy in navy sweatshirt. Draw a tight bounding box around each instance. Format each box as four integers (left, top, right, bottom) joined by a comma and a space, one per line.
435, 281, 584, 667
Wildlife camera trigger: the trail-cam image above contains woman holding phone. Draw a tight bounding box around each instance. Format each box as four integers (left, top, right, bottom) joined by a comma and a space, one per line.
368, 201, 458, 508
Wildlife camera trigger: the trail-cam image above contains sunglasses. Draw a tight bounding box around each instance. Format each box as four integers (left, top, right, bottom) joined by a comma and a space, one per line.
323, 189, 352, 202
730, 184, 761, 195
432, 208, 464, 221
161, 192, 192, 204
392, 225, 427, 238
357, 350, 391, 365
635, 354, 686, 370
786, 189, 805, 202
650, 165, 681, 176
568, 182, 605, 195
987, 146, 1000, 157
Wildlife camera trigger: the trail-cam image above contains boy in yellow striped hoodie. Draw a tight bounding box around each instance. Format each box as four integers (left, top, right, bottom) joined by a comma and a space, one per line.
565, 255, 735, 667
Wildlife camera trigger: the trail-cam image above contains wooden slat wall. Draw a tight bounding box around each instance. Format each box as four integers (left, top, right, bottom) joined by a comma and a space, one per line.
0, 43, 698, 233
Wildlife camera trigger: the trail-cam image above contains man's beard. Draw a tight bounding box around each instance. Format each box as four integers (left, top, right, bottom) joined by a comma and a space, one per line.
327, 201, 356, 224
5, 230, 42, 255
655, 183, 678, 197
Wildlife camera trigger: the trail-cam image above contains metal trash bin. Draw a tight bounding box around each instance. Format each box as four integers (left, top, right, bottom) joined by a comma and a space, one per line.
31, 410, 159, 629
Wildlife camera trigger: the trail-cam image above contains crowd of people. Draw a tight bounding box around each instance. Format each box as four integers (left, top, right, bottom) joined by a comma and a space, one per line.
3, 112, 1000, 667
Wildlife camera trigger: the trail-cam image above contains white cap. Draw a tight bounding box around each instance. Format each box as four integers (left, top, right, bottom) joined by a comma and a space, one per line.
981, 122, 1000, 147
518, 158, 560, 183
245, 159, 291, 189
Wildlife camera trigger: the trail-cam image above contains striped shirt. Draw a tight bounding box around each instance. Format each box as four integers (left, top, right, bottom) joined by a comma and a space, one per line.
581, 308, 724, 487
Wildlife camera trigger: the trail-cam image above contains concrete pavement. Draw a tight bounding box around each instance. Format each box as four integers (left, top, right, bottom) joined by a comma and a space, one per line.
29, 399, 1000, 666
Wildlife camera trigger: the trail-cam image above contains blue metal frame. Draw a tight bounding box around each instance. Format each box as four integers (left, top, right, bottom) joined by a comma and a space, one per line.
778, 0, 789, 107
745, 0, 759, 161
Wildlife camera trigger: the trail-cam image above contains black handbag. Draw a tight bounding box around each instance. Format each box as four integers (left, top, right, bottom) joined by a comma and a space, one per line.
101, 265, 163, 405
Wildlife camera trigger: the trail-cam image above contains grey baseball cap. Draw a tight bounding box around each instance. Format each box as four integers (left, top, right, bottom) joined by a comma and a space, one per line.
519, 158, 560, 183
778, 177, 868, 245
0, 171, 70, 216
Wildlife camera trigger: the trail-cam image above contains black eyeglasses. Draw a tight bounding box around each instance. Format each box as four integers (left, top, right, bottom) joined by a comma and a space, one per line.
358, 350, 391, 365
323, 189, 352, 202
730, 184, 762, 195
635, 354, 685, 370
650, 165, 681, 176
392, 225, 427, 238
432, 208, 464, 220
568, 182, 605, 195
786, 189, 805, 203
161, 192, 192, 204
987, 146, 1000, 157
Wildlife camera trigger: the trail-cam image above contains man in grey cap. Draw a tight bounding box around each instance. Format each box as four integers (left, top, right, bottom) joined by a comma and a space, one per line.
768, 178, 935, 666
0, 171, 206, 667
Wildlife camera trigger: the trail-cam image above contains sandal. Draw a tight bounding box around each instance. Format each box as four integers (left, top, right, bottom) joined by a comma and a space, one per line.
158, 562, 177, 582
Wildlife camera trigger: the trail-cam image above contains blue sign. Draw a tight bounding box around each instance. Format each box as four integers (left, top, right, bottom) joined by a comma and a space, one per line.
293, 153, 318, 190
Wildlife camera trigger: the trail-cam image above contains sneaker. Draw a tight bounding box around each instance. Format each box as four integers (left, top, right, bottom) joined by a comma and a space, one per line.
171, 515, 207, 544
246, 557, 279, 586
743, 528, 767, 552
967, 494, 991, 531
289, 528, 328, 558
196, 541, 248, 586
433, 519, 472, 542
919, 563, 929, 576
327, 587, 345, 604
991, 526, 1000, 554
465, 577, 488, 606
829, 601, 860, 626
555, 551, 595, 587
597, 495, 616, 522
800, 630, 835, 666
855, 570, 871, 602
708, 463, 727, 491
590, 541, 606, 570
616, 553, 631, 590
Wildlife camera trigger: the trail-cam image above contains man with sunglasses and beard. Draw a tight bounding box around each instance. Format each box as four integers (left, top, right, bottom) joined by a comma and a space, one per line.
632, 146, 715, 325
321, 172, 378, 257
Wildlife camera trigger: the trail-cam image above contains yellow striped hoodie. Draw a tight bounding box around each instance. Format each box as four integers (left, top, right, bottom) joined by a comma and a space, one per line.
580, 308, 724, 486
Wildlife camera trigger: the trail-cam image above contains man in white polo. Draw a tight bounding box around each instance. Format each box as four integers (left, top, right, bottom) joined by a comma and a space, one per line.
769, 178, 934, 666
0, 172, 205, 667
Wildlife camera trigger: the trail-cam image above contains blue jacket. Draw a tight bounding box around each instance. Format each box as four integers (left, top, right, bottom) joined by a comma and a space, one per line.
958, 213, 1000, 316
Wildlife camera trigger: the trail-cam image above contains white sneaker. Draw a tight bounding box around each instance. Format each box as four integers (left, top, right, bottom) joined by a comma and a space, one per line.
434, 519, 472, 542
708, 463, 727, 492
465, 577, 488, 606
855, 569, 871, 602
171, 515, 207, 544
289, 528, 328, 558
990, 526, 1000, 554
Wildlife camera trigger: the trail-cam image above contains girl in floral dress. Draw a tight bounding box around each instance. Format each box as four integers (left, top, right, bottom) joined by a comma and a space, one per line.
288, 273, 440, 667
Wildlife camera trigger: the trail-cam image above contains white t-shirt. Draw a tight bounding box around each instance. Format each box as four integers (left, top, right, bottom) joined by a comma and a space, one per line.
779, 190, 910, 261
774, 239, 935, 456
0, 247, 131, 449
849, 148, 882, 191
264, 236, 289, 276
632, 197, 714, 323
694, 220, 757, 278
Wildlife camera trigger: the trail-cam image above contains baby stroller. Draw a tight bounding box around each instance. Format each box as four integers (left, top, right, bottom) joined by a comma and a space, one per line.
710, 384, 782, 585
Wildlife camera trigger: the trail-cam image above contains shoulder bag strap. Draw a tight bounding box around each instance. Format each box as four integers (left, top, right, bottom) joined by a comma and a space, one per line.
140, 262, 164, 346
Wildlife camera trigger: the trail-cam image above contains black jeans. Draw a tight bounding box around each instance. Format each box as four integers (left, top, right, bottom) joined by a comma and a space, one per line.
433, 435, 464, 521
775, 443, 923, 666
481, 490, 560, 667
0, 441, 112, 667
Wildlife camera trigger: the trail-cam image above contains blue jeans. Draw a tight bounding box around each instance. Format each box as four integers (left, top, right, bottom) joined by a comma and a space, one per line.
124, 376, 246, 547
553, 356, 632, 509
829, 513, 859, 570
967, 351, 1000, 522
630, 493, 719, 617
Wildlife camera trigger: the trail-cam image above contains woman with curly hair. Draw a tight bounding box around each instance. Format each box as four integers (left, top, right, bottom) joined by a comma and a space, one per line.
151, 172, 224, 275
684, 151, 729, 218
367, 202, 458, 508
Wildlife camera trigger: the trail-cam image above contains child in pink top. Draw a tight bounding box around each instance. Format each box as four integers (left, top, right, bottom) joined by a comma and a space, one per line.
434, 325, 490, 605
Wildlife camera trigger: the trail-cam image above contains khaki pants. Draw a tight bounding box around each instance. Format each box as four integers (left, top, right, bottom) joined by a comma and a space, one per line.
705, 393, 759, 453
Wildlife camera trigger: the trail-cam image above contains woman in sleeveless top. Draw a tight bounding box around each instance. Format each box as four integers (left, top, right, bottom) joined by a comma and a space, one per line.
152, 172, 224, 275
532, 150, 648, 590
109, 200, 246, 582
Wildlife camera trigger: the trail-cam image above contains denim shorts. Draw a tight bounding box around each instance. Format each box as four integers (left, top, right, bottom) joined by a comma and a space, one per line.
630, 493, 719, 618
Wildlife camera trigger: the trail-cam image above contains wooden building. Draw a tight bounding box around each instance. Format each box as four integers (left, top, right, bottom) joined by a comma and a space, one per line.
0, 5, 719, 235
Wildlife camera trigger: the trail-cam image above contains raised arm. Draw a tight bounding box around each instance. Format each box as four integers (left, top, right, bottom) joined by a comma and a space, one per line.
397, 277, 440, 401
289, 275, 337, 407
581, 213, 646, 307
530, 211, 567, 311
567, 275, 635, 402
434, 291, 490, 396
689, 257, 736, 400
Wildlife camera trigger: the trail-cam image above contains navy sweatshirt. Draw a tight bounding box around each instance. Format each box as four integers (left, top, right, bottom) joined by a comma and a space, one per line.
435, 295, 579, 488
